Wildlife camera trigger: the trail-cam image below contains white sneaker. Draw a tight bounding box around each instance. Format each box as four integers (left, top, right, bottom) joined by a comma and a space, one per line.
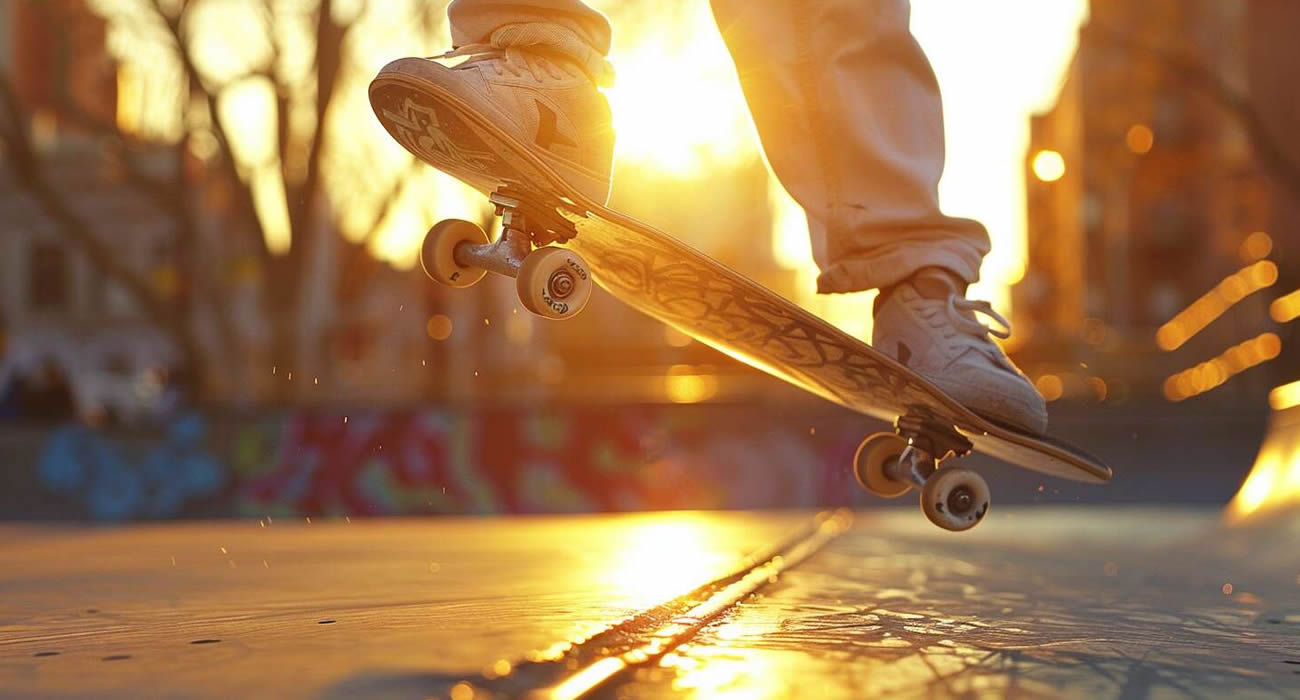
872, 269, 1048, 434
372, 23, 615, 204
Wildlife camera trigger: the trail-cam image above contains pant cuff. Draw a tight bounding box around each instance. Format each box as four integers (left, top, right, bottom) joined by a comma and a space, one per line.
816, 246, 983, 294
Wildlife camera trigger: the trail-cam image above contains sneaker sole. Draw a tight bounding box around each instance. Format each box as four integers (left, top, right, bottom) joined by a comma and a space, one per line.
369, 57, 609, 206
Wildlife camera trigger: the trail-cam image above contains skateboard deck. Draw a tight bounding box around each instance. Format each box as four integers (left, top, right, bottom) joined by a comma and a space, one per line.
369, 60, 1112, 494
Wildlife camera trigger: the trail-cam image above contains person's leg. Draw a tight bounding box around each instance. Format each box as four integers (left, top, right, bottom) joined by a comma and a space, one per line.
709, 0, 1046, 433
708, 0, 988, 294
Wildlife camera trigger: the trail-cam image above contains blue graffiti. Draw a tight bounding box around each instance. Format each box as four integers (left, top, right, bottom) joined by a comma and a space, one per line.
38, 414, 225, 520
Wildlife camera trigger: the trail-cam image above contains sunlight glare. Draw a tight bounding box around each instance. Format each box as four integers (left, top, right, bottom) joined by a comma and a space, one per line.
184, 0, 274, 85
664, 646, 777, 700
369, 170, 487, 269
1229, 395, 1300, 523
602, 518, 733, 608
218, 78, 278, 170
595, 1, 751, 175
1229, 439, 1300, 523
250, 164, 292, 253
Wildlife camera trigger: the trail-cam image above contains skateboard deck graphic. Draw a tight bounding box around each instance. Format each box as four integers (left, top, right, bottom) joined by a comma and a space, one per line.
369, 59, 1111, 529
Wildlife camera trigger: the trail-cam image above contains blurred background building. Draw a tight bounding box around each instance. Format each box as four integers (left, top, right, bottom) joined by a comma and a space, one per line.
1017, 0, 1300, 407
0, 0, 177, 425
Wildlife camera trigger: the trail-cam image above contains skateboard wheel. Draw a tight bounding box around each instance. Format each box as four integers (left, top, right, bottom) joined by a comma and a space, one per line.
517, 247, 592, 320
920, 466, 990, 532
422, 219, 489, 288
853, 433, 912, 499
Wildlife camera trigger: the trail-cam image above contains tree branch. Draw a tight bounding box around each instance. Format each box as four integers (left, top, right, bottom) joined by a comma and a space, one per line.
147, 0, 274, 269
285, 0, 345, 257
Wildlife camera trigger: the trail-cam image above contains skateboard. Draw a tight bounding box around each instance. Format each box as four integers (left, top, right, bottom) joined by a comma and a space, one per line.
369, 59, 1113, 532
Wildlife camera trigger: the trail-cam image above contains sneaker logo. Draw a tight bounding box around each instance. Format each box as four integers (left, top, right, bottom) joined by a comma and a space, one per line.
382, 98, 496, 172
535, 101, 577, 151
896, 341, 912, 367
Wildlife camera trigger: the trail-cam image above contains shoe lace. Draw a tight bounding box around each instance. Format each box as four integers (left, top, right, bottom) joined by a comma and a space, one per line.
947, 296, 1012, 340
435, 23, 615, 87
440, 43, 566, 82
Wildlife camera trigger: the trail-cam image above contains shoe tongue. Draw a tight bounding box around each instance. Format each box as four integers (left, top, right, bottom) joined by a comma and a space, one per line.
490, 23, 614, 87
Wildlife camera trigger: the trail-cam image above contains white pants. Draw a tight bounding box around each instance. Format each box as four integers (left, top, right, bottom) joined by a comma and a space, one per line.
447, 0, 991, 292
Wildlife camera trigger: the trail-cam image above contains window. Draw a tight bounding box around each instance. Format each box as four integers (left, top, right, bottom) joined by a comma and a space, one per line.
29, 242, 69, 311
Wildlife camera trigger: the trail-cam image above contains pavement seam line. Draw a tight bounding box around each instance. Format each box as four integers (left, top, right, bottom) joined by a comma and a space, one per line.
523, 509, 853, 700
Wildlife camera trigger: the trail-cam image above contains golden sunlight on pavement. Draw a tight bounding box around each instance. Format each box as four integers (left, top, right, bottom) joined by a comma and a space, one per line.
660, 645, 780, 700
600, 515, 747, 608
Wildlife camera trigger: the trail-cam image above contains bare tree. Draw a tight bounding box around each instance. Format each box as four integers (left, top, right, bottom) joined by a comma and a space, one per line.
0, 0, 457, 401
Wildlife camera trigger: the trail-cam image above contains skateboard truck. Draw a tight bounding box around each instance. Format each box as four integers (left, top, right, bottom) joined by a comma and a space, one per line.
854, 411, 989, 532
887, 412, 973, 486
419, 190, 593, 320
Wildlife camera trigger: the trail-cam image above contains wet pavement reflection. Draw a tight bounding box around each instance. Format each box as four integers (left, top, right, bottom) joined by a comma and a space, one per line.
2, 508, 1298, 698
618, 508, 1300, 699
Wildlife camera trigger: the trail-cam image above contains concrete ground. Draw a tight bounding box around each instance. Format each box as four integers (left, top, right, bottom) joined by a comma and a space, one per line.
1, 508, 1298, 699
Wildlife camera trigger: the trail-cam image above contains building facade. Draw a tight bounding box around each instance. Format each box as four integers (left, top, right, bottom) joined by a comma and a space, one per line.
1017, 0, 1298, 405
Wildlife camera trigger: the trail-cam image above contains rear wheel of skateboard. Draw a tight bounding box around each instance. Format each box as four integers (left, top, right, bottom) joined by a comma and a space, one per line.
920, 466, 990, 532
517, 247, 592, 320
853, 433, 912, 498
422, 219, 489, 288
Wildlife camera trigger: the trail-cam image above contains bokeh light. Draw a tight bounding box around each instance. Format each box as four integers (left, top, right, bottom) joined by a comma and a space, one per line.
1239, 231, 1273, 262
1125, 123, 1154, 154
1163, 333, 1281, 402
1032, 149, 1066, 182
1156, 261, 1278, 351
1035, 374, 1065, 401
426, 314, 453, 341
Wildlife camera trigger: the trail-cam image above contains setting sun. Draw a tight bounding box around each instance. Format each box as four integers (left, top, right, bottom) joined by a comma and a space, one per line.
596, 1, 751, 175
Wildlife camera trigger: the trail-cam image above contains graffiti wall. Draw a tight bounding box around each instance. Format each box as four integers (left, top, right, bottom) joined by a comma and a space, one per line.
37, 415, 225, 520
2, 400, 1245, 521
4, 403, 878, 520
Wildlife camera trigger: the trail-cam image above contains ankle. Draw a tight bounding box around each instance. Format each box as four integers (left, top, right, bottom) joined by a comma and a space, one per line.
876, 267, 968, 315
911, 267, 968, 298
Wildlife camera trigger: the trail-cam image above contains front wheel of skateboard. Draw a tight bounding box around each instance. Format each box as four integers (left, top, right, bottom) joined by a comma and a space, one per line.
422, 219, 489, 288
920, 467, 990, 532
517, 247, 593, 320
853, 432, 912, 498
